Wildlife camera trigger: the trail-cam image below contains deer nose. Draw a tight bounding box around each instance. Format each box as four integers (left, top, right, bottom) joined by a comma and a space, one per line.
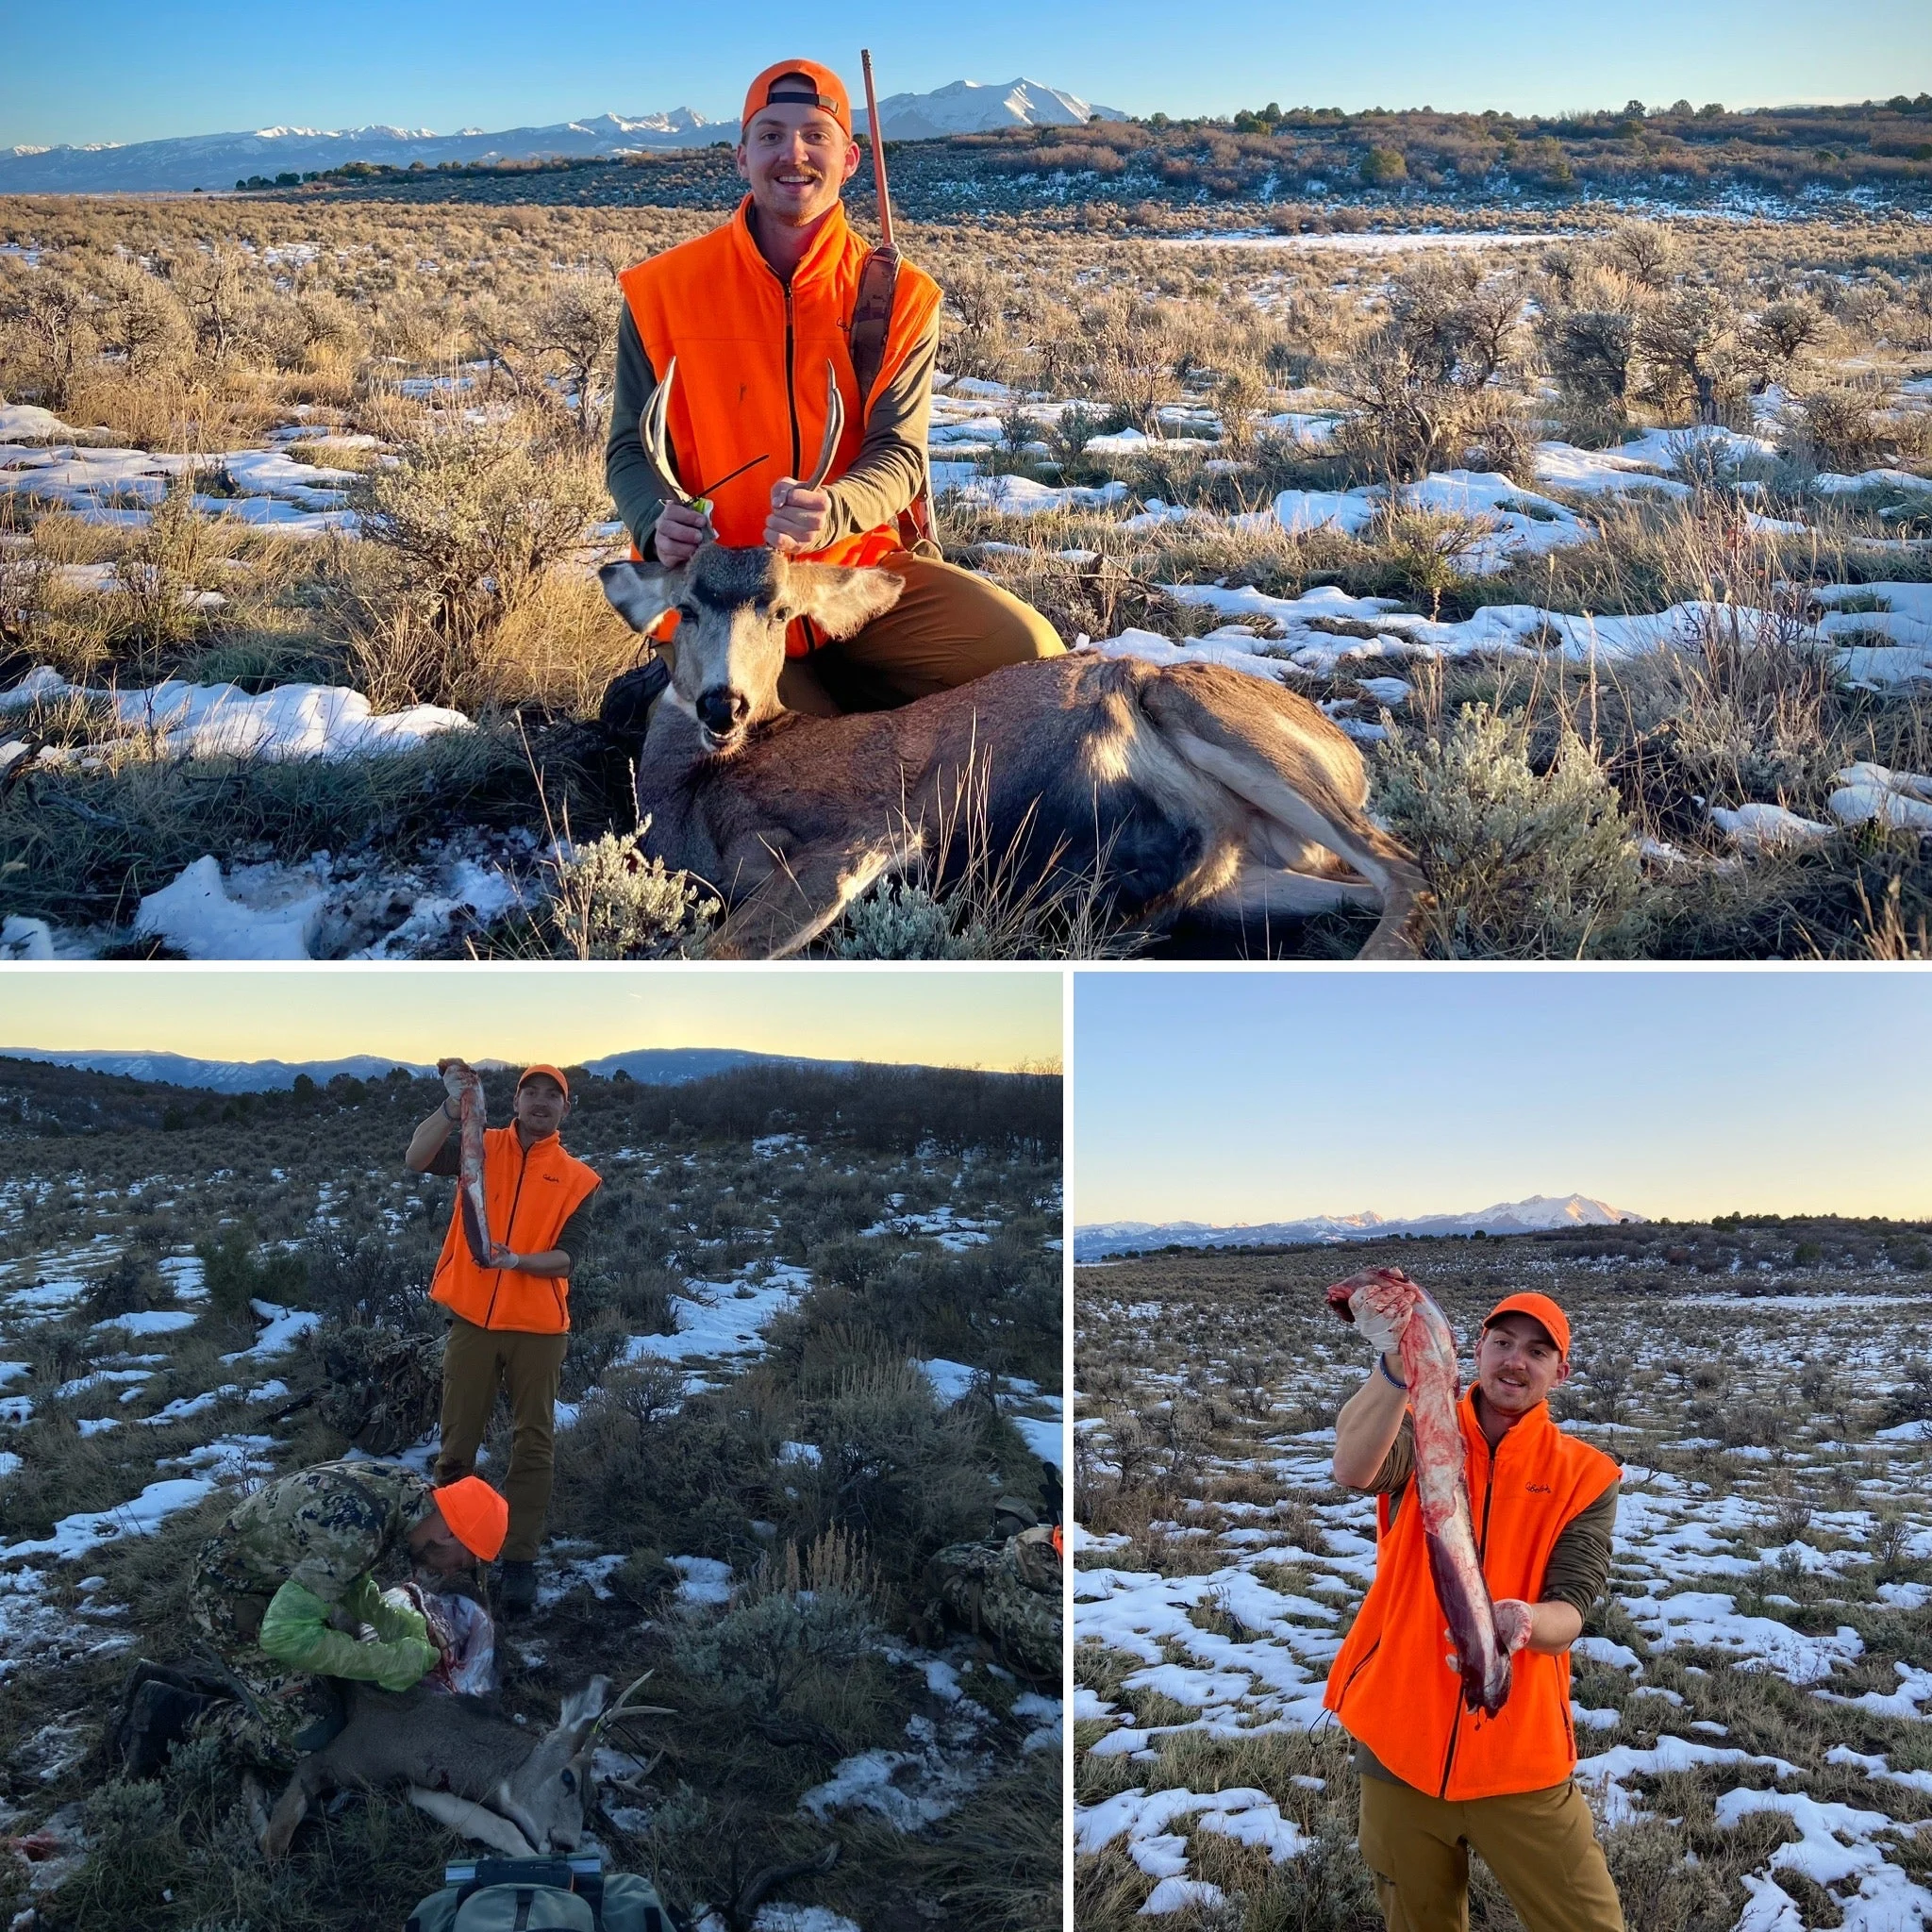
696, 688, 749, 736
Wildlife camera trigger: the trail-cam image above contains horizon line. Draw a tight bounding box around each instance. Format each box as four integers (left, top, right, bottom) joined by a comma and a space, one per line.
3, 89, 1904, 156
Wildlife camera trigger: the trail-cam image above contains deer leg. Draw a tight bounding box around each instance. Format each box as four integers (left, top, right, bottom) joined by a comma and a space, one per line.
262, 1757, 330, 1859
1200, 858, 1384, 923
707, 837, 902, 959
1141, 677, 1425, 958
408, 1786, 539, 1857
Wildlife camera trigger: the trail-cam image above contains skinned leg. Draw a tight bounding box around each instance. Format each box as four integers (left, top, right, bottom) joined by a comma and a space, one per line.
435, 1314, 504, 1488
1357, 1774, 1474, 1932
1459, 1780, 1625, 1932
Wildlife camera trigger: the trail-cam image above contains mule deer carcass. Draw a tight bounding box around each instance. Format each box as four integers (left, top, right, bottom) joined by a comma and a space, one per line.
598, 365, 1423, 960
261, 1673, 665, 1859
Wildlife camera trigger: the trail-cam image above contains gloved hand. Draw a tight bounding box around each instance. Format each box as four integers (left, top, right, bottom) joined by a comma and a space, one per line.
356, 1578, 431, 1650
1491, 1599, 1535, 1656
1355, 1296, 1409, 1365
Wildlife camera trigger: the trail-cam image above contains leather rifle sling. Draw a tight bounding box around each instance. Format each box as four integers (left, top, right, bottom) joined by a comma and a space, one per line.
849, 245, 938, 554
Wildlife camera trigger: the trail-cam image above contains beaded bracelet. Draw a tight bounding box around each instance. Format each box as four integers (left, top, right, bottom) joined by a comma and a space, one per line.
1377, 1354, 1408, 1391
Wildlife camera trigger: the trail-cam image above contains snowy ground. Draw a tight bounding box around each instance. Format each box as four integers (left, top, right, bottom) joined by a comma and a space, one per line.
4, 225, 1929, 959
0, 1063, 1063, 1929
1074, 1233, 1932, 1929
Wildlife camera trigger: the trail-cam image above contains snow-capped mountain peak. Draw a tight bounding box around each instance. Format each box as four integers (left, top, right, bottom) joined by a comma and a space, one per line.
858, 77, 1127, 142
1074, 1194, 1646, 1259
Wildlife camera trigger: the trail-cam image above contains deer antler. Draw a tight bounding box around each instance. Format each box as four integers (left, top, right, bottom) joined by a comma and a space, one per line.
803, 359, 844, 491
641, 359, 777, 512
638, 358, 698, 510
591, 1670, 675, 1741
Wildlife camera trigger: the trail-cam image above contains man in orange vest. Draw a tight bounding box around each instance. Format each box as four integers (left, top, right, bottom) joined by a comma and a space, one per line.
406, 1062, 601, 1616
606, 57, 1064, 716
1324, 1291, 1624, 1932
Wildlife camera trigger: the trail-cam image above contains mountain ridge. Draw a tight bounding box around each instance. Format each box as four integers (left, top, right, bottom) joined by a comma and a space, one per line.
1075, 1193, 1645, 1259
0, 78, 1123, 193
0, 1045, 858, 1094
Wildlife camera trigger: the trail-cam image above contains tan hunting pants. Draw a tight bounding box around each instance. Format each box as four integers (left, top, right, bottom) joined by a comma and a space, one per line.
1359, 1773, 1625, 1932
435, 1314, 567, 1564
776, 551, 1063, 715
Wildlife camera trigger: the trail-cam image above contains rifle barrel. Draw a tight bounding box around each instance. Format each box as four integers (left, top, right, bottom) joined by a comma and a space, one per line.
859, 48, 894, 252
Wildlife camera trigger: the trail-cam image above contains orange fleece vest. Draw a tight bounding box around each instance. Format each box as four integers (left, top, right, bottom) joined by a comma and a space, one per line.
1323, 1390, 1620, 1801
617, 197, 942, 654
428, 1125, 600, 1335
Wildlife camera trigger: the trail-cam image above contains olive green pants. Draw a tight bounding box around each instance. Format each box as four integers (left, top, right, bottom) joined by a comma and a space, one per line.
434, 1314, 568, 1564
1359, 1773, 1625, 1932
777, 551, 1063, 715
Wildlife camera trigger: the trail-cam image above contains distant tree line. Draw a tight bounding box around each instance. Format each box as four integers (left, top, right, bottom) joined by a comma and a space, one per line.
0, 1056, 1061, 1158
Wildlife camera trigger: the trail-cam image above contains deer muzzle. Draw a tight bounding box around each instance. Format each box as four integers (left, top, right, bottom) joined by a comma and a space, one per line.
695, 685, 751, 749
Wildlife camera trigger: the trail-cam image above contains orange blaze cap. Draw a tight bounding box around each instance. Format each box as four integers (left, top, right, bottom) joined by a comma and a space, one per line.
741, 58, 853, 139
517, 1063, 569, 1101
432, 1475, 508, 1561
1483, 1291, 1571, 1360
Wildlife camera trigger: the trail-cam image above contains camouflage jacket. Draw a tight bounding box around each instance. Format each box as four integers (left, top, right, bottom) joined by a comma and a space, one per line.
197, 1459, 435, 1607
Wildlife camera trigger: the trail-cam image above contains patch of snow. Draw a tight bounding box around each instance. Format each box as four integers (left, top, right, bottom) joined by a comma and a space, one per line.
667, 1555, 734, 1607
0, 1476, 214, 1560
0, 668, 472, 762
220, 1299, 321, 1362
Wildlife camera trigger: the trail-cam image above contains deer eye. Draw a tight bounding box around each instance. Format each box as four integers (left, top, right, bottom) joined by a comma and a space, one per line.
675, 603, 697, 623
769, 605, 792, 626
561, 1768, 576, 1792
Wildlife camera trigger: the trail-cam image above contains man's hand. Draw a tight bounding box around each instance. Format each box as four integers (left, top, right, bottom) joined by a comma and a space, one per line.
655, 500, 712, 568
436, 1058, 473, 1079
1491, 1599, 1535, 1655
765, 477, 831, 554
485, 1243, 519, 1272
1355, 1299, 1409, 1366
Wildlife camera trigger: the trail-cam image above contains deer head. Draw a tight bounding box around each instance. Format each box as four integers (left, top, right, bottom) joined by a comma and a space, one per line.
491, 1674, 609, 1854
600, 549, 905, 753
597, 358, 903, 754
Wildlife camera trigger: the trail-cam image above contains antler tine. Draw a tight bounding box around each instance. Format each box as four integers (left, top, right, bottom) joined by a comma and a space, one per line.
637, 357, 697, 511
592, 1670, 675, 1738
804, 359, 844, 491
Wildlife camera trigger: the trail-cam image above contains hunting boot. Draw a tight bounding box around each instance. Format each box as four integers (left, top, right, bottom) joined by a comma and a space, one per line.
495, 1559, 538, 1618
120, 1674, 214, 1777
596, 644, 670, 756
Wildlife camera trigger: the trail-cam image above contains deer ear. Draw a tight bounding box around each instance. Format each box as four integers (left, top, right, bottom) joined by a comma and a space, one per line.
557, 1676, 610, 1743
789, 562, 905, 641
600, 562, 680, 634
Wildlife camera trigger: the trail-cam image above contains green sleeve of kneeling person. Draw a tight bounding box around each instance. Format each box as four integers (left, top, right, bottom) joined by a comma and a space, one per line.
258, 1577, 436, 1690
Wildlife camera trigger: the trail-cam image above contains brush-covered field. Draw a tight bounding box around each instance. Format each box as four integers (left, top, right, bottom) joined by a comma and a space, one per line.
1, 192, 1929, 958
0, 1057, 1065, 1932
1073, 1224, 1932, 1927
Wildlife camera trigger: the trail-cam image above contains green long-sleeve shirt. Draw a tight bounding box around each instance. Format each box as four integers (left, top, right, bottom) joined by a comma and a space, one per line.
604, 297, 939, 559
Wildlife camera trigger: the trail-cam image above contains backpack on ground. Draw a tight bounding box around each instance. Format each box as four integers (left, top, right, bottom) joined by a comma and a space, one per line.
405, 1856, 671, 1932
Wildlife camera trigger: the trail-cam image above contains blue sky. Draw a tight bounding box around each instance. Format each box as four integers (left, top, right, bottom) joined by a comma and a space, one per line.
3, 0, 1923, 148
1074, 971, 1932, 1225
0, 966, 1063, 1073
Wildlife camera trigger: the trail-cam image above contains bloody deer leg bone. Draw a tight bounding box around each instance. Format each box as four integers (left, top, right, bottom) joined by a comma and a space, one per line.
1326, 1267, 1512, 1718
441, 1063, 492, 1269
